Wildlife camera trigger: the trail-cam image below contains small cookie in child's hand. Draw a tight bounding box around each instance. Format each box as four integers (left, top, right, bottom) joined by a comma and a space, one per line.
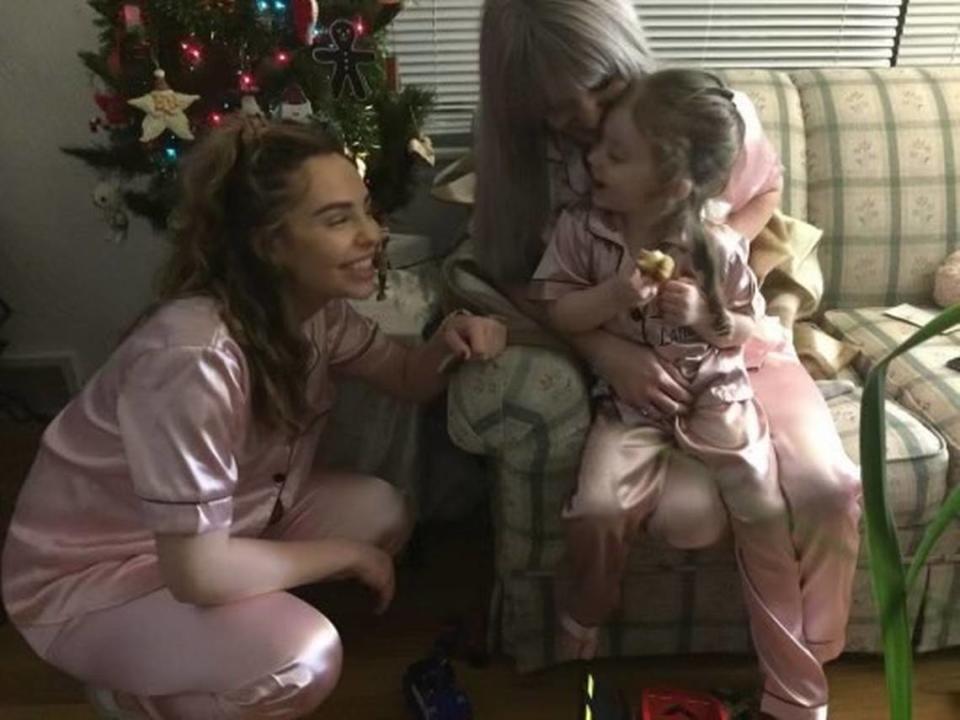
636, 250, 675, 282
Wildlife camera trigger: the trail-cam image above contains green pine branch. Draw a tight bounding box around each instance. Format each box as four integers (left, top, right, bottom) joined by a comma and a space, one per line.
371, 3, 403, 32
78, 51, 120, 90
367, 86, 435, 213
89, 0, 126, 47
62, 142, 154, 176
124, 189, 171, 230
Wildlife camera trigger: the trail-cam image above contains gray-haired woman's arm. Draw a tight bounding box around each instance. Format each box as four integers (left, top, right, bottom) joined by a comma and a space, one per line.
727, 186, 781, 242
504, 283, 693, 417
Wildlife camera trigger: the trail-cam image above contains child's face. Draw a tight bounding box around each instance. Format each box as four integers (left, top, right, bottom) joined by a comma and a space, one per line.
587, 102, 659, 214
274, 154, 384, 315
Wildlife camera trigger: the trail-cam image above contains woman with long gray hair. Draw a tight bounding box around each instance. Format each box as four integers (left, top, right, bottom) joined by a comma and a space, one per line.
463, 2, 863, 719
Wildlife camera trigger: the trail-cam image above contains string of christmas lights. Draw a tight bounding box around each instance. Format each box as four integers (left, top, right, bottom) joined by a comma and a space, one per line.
65, 0, 432, 233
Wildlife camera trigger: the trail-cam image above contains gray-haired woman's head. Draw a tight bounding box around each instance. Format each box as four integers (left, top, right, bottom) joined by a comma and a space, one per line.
481, 0, 653, 141
475, 0, 655, 284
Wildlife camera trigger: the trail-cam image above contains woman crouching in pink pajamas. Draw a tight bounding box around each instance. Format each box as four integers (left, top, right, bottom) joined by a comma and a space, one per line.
1, 117, 506, 719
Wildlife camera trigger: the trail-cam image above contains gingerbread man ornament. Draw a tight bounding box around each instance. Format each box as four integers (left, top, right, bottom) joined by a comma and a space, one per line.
311, 18, 375, 99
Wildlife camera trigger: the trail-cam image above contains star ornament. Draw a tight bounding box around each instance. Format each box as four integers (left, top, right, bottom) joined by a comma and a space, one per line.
127, 69, 200, 142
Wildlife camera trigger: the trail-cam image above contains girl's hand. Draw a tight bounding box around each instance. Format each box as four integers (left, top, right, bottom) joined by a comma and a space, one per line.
347, 542, 396, 614
442, 313, 507, 363
608, 269, 659, 311
659, 278, 710, 329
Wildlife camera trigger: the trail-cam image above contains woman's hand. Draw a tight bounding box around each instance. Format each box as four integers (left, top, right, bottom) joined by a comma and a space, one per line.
155, 532, 398, 609
727, 187, 781, 242
348, 312, 507, 403
588, 334, 693, 417
442, 313, 507, 363
346, 542, 396, 614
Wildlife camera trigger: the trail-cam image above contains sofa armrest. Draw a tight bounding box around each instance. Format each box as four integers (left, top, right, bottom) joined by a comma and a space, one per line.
447, 345, 590, 461
448, 345, 592, 573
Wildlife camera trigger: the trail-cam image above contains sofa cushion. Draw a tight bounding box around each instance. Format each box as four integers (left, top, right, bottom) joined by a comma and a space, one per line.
713, 69, 807, 220
823, 307, 960, 486
499, 560, 932, 670
791, 67, 960, 309
825, 381, 948, 527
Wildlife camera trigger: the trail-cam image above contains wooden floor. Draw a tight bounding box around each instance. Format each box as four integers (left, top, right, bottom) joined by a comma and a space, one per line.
2, 421, 959, 719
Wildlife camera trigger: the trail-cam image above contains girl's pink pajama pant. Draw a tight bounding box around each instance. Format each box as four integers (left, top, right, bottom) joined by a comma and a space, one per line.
559, 354, 861, 720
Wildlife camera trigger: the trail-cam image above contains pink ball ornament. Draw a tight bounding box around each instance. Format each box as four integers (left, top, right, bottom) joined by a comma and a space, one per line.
935, 250, 960, 308
292, 0, 319, 45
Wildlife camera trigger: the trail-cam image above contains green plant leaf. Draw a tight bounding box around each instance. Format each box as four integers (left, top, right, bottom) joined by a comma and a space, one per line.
861, 366, 913, 719
860, 302, 960, 720
907, 484, 960, 591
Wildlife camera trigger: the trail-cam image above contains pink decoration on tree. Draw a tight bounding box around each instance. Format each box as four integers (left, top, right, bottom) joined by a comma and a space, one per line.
292, 0, 319, 45
95, 91, 131, 126
121, 2, 143, 31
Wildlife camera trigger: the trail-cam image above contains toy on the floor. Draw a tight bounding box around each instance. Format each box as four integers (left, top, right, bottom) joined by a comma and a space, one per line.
436, 616, 489, 668
581, 673, 733, 720
581, 673, 631, 720
403, 654, 473, 720
639, 688, 730, 720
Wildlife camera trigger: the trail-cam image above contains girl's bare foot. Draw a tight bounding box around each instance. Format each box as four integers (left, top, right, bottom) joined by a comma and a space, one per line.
556, 613, 599, 661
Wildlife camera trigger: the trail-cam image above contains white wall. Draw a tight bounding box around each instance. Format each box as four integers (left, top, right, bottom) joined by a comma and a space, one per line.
1, 2, 172, 382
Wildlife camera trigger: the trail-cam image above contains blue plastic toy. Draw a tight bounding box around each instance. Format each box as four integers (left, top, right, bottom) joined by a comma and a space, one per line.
402, 655, 473, 720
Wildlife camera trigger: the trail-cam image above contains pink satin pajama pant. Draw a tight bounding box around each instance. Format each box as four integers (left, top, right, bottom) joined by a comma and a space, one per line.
559, 354, 861, 720
18, 473, 411, 720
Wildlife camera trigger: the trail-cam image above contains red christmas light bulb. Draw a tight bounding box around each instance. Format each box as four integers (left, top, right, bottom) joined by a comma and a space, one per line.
180, 38, 203, 66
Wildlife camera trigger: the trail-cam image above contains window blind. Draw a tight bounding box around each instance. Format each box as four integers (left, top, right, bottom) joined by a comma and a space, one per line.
386, 0, 483, 136
638, 1, 900, 67
388, 0, 903, 135
896, 1, 960, 65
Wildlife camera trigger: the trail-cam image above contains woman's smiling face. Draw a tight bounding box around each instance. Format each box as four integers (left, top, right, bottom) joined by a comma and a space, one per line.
272, 154, 384, 316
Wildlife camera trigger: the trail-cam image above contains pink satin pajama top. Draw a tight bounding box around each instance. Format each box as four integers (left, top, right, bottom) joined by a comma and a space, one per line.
1, 296, 393, 627
530, 208, 764, 408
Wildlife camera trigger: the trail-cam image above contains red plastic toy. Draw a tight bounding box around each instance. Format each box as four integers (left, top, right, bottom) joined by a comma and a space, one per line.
639, 687, 730, 720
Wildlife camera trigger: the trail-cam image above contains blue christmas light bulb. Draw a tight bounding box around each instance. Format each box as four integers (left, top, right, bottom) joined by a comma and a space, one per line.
257, 0, 269, 12
164, 146, 178, 161
273, 0, 286, 11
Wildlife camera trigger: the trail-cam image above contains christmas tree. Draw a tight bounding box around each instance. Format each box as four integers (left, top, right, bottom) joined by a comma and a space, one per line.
65, 0, 434, 233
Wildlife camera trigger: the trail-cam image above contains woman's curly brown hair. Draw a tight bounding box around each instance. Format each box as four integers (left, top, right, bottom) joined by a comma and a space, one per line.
151, 116, 345, 435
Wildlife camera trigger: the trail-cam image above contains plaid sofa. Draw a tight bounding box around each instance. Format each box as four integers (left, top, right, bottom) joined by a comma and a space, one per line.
446, 67, 960, 670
